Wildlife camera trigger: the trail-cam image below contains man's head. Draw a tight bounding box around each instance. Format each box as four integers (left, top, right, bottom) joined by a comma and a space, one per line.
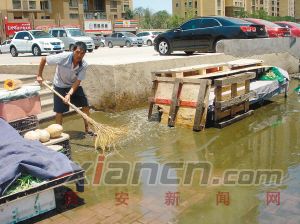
73, 41, 87, 64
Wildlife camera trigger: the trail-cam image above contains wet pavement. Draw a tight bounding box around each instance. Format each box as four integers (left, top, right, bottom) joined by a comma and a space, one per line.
31, 80, 300, 224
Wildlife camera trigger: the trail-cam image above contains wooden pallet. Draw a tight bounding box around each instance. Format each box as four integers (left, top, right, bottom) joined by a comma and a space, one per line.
148, 77, 211, 131
214, 72, 256, 128
152, 62, 229, 78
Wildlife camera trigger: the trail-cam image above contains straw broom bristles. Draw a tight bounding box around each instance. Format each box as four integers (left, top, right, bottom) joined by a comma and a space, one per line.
43, 81, 124, 151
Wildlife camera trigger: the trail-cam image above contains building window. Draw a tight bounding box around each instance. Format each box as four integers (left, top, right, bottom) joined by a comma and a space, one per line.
69, 0, 78, 8
195, 1, 197, 8
176, 3, 179, 7
114, 14, 118, 19
70, 13, 79, 19
12, 0, 21, 9
29, 1, 36, 9
111, 1, 117, 8
41, 15, 50, 19
188, 1, 192, 7
40, 0, 49, 10
124, 4, 129, 11
83, 0, 88, 10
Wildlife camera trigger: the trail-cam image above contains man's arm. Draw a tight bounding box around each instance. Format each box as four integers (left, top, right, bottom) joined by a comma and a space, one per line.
36, 56, 46, 84
64, 79, 81, 103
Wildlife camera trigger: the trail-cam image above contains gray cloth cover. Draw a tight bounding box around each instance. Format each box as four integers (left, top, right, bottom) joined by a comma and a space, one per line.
0, 118, 82, 196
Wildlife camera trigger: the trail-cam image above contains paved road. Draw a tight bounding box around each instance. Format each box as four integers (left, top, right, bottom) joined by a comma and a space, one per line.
0, 46, 216, 65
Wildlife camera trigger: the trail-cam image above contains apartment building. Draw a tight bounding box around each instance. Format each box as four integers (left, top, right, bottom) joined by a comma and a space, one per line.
296, 0, 300, 21
83, 0, 132, 21
172, 0, 225, 18
173, 0, 296, 18
0, 0, 133, 40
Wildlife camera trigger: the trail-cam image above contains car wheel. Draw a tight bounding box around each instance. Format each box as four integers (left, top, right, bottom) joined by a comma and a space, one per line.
158, 39, 171, 55
108, 42, 113, 48
69, 44, 75, 51
125, 41, 131, 47
95, 46, 99, 49
32, 45, 41, 56
88, 49, 93, 53
100, 42, 105, 47
147, 40, 152, 46
184, 51, 195, 55
10, 46, 18, 57
120, 46, 124, 48
138, 45, 142, 47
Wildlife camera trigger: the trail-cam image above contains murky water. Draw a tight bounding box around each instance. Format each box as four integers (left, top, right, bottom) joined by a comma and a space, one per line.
43, 80, 300, 224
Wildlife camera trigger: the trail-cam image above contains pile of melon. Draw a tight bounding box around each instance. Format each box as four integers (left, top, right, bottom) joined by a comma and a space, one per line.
24, 124, 63, 143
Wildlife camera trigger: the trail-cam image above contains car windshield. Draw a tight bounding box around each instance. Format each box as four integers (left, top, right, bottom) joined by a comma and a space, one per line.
68, 29, 85, 37
285, 22, 300, 28
30, 31, 53, 39
124, 32, 136, 37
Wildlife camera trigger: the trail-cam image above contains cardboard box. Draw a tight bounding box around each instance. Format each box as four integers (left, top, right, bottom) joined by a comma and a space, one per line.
0, 189, 56, 224
0, 95, 41, 122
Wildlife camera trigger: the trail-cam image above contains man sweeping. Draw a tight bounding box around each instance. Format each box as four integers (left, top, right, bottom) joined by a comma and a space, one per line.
36, 41, 95, 136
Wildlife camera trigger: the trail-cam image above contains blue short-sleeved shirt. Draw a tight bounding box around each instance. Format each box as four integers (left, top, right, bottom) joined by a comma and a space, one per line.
46, 52, 88, 88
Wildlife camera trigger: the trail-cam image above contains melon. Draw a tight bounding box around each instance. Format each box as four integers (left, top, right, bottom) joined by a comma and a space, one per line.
46, 124, 63, 138
24, 130, 40, 141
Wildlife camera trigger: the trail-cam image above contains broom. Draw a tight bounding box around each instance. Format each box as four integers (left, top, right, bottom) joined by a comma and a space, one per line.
42, 81, 124, 151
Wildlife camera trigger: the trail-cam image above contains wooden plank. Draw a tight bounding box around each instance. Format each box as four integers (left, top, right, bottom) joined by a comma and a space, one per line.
153, 62, 228, 74
214, 72, 256, 86
168, 79, 183, 127
244, 80, 250, 111
221, 82, 245, 92
230, 83, 238, 117
148, 80, 158, 120
153, 76, 176, 83
193, 80, 211, 131
215, 92, 254, 109
215, 104, 245, 121
215, 110, 254, 128
227, 59, 264, 69
153, 98, 198, 108
188, 65, 269, 80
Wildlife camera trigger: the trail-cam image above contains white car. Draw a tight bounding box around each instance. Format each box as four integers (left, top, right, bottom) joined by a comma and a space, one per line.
10, 30, 65, 57
0, 40, 12, 54
136, 31, 162, 46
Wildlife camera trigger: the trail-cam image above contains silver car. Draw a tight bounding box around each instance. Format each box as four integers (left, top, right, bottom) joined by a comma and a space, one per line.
0, 40, 12, 54
136, 31, 161, 46
49, 28, 95, 52
105, 32, 143, 48
85, 33, 105, 48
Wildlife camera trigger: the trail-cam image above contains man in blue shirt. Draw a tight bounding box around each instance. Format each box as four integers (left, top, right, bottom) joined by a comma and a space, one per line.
37, 41, 93, 136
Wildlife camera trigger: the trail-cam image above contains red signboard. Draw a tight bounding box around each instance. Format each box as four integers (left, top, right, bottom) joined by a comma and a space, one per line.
5, 22, 32, 36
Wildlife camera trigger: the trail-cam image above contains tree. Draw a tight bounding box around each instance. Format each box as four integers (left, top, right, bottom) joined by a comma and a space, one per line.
151, 10, 170, 29
124, 9, 134, 20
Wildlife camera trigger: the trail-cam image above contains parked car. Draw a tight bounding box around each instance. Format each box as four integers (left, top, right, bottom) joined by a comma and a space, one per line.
274, 21, 300, 37
136, 31, 162, 46
85, 33, 106, 48
243, 18, 291, 38
0, 40, 12, 54
49, 28, 95, 52
154, 16, 268, 55
105, 32, 143, 48
9, 30, 64, 57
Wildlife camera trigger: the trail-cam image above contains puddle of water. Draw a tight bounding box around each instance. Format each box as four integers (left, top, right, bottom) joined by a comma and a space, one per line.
43, 80, 300, 223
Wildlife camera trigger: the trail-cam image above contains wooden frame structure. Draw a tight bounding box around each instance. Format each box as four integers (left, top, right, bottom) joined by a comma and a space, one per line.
213, 72, 256, 128
148, 77, 211, 131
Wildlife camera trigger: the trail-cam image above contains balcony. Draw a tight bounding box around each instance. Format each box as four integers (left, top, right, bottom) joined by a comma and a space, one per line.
84, 11, 107, 19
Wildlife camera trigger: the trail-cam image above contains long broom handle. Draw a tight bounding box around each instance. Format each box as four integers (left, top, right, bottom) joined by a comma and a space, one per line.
42, 81, 90, 121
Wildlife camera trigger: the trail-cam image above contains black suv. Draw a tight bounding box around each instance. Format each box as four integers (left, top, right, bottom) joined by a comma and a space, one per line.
154, 16, 268, 55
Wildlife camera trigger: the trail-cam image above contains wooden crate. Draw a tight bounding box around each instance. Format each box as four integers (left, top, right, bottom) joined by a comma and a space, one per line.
214, 72, 256, 128
148, 77, 211, 131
